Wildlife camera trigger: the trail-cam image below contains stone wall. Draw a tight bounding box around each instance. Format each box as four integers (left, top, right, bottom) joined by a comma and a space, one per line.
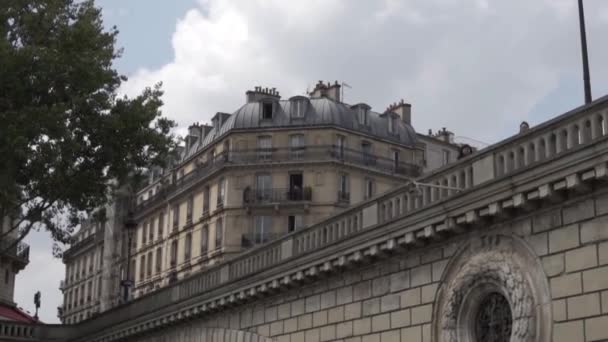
126, 190, 608, 342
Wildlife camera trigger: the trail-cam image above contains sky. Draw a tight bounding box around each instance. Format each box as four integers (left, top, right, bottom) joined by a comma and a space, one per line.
14, 0, 608, 323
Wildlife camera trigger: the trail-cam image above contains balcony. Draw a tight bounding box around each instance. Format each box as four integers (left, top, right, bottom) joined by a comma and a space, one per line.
243, 187, 312, 205
136, 145, 421, 213
59, 280, 66, 291
0, 237, 30, 269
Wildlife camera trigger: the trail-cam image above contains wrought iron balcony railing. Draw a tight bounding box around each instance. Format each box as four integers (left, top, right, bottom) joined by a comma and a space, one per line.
136, 145, 421, 212
0, 237, 30, 266
243, 187, 312, 205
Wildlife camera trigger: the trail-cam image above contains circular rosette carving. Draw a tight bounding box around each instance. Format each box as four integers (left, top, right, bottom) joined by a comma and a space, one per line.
441, 252, 534, 342
433, 235, 552, 342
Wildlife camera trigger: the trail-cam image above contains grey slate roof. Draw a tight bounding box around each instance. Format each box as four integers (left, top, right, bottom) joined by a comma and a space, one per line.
182, 97, 418, 160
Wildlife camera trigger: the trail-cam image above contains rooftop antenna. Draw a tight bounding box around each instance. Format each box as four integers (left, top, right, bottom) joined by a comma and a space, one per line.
341, 82, 352, 103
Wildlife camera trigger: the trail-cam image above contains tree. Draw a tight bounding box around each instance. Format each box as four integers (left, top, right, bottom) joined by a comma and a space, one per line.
0, 0, 177, 251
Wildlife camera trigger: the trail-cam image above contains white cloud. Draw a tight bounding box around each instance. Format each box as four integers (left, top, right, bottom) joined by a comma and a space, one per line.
121, 0, 608, 143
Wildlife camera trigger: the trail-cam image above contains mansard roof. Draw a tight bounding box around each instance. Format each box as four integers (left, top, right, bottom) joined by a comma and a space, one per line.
182, 97, 418, 160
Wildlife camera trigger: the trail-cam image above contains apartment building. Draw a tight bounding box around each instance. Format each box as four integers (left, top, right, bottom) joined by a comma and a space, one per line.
58, 81, 462, 321
59, 194, 130, 324
130, 82, 458, 298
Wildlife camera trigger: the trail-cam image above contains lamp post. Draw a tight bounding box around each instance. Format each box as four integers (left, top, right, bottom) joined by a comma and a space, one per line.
578, 0, 592, 104
120, 211, 137, 303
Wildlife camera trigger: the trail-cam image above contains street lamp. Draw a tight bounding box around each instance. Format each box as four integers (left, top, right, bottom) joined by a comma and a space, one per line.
578, 0, 592, 104
120, 211, 137, 303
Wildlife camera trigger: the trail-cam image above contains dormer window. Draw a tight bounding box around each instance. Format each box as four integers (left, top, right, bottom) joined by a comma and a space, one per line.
290, 97, 308, 119
388, 115, 397, 134
262, 102, 273, 120
352, 104, 371, 126
358, 107, 368, 126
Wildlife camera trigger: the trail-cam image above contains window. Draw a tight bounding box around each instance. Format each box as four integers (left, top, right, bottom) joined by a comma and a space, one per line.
170, 240, 178, 267
338, 173, 349, 202
155, 248, 162, 274
200, 225, 209, 255
256, 174, 272, 201
217, 178, 225, 207
262, 102, 273, 120
184, 233, 192, 261
146, 252, 153, 279
364, 178, 375, 199
257, 136, 273, 161
358, 107, 368, 126
336, 135, 346, 159
209, 149, 216, 164
148, 219, 154, 242
139, 255, 146, 281
203, 186, 210, 214
215, 218, 223, 249
142, 222, 147, 245
362, 141, 374, 165
186, 195, 194, 223
172, 205, 179, 230
392, 150, 400, 171
388, 115, 397, 134
292, 100, 306, 118
288, 215, 303, 233
87, 281, 92, 302
158, 212, 164, 238
254, 216, 272, 244
4, 269, 8, 284
442, 150, 451, 166
289, 134, 305, 159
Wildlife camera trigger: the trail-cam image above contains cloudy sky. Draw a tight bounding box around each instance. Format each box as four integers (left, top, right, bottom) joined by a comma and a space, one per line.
15, 0, 608, 323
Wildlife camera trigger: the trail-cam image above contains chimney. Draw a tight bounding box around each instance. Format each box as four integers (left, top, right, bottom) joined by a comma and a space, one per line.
185, 123, 201, 151
309, 80, 341, 102
245, 86, 281, 103
326, 80, 341, 102
385, 99, 412, 124
433, 127, 454, 144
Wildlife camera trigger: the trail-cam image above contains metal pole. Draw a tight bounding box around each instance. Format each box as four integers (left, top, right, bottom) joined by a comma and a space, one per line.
123, 234, 132, 303
578, 0, 592, 104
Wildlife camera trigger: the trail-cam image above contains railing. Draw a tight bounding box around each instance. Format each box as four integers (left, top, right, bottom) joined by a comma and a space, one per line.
375, 95, 608, 223
135, 145, 421, 213
243, 187, 312, 205
0, 237, 30, 265
241, 232, 282, 248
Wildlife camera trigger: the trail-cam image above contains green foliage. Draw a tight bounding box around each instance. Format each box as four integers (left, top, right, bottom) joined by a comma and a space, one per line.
0, 0, 177, 247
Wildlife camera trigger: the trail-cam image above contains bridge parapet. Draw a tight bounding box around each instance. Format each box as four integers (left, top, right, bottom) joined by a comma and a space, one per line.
377, 94, 608, 223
